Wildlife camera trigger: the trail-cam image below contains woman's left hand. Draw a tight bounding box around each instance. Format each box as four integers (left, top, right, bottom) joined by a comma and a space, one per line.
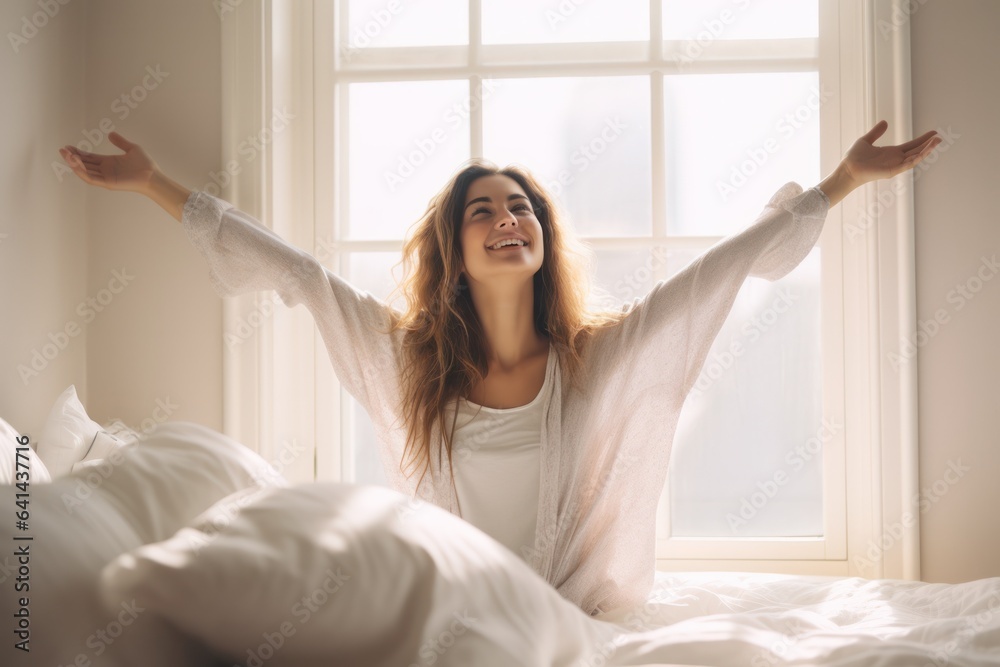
841, 120, 942, 186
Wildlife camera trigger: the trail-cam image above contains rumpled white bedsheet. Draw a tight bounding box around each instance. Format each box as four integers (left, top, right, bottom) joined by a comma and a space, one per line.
8, 418, 996, 667
99, 466, 1000, 667
591, 570, 1000, 666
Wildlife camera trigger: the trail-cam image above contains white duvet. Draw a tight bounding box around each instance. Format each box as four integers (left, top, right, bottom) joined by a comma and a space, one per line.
596, 571, 1000, 666
2, 421, 998, 667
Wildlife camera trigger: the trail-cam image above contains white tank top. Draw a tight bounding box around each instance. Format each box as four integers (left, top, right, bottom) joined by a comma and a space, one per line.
445, 345, 553, 562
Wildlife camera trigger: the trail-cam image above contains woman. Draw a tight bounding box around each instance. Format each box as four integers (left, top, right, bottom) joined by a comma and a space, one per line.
58, 121, 941, 617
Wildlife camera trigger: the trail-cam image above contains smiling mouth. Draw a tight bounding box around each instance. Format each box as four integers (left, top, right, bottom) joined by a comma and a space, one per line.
487, 241, 528, 251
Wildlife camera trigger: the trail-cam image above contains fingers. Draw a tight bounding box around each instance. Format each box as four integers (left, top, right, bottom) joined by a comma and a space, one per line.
108, 131, 133, 151
68, 155, 95, 181
61, 145, 100, 165
861, 119, 888, 143
903, 134, 941, 160
897, 137, 941, 176
59, 148, 105, 185
897, 129, 939, 153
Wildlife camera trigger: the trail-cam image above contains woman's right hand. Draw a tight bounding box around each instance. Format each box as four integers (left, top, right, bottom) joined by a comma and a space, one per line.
58, 131, 158, 194
59, 131, 192, 222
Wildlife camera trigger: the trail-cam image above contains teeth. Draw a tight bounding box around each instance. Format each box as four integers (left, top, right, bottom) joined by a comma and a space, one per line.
490, 239, 526, 250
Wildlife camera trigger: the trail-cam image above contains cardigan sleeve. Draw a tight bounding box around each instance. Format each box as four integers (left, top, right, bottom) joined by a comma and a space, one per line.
601, 181, 831, 403
180, 191, 402, 417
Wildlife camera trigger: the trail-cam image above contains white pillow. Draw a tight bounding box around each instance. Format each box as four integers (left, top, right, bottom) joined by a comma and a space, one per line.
36, 384, 103, 477
72, 429, 129, 473
0, 415, 51, 484
102, 417, 143, 445
0, 420, 288, 667
100, 482, 616, 667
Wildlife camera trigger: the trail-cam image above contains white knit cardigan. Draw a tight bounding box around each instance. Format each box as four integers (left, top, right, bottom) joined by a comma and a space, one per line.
181, 180, 831, 617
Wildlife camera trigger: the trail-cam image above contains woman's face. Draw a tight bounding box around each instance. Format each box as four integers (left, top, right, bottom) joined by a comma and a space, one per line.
458, 174, 544, 284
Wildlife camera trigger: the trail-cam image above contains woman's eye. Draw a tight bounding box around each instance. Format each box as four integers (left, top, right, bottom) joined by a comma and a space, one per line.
472, 204, 532, 216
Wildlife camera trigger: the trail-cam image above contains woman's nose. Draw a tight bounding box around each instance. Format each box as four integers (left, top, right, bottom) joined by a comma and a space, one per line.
495, 211, 517, 226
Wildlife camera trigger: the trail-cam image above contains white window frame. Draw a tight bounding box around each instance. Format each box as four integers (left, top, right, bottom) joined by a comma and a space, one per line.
219, 0, 919, 579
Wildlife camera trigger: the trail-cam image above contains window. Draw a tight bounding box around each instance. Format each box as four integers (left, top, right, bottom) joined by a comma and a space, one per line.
222, 0, 920, 579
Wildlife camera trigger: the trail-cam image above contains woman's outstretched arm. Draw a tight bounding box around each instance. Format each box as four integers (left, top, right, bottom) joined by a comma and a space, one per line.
145, 170, 191, 222
815, 119, 942, 207
58, 132, 322, 307
58, 131, 191, 219
589, 120, 944, 403
57, 132, 404, 429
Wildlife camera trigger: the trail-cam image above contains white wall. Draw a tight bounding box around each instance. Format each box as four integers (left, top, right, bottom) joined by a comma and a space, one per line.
0, 0, 223, 437
82, 0, 224, 434
0, 0, 88, 437
910, 0, 1000, 583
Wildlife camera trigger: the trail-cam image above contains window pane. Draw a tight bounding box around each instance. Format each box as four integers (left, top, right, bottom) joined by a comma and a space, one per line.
347, 80, 471, 241
341, 251, 406, 311
347, 0, 467, 47
664, 71, 821, 236
483, 76, 651, 238
349, 393, 390, 486
483, 0, 648, 44
663, 0, 818, 41
342, 251, 404, 487
669, 248, 823, 537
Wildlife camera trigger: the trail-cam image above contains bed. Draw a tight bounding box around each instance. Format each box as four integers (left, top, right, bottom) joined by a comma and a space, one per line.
2, 389, 998, 666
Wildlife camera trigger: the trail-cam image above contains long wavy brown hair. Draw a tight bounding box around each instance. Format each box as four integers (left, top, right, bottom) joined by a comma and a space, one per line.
378, 158, 629, 495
